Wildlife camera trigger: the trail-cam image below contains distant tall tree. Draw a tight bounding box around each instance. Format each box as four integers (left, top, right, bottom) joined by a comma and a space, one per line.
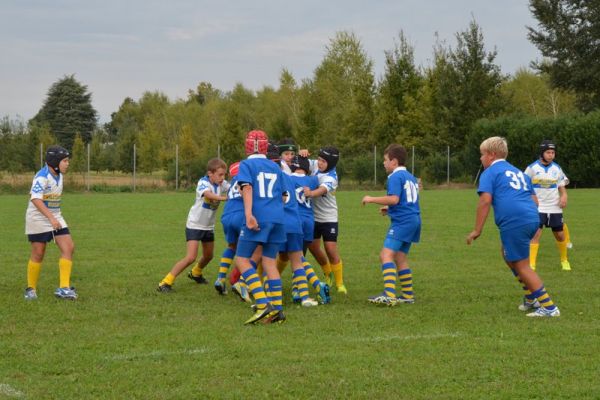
528, 0, 600, 111
374, 31, 424, 147
31, 75, 97, 150
308, 31, 376, 156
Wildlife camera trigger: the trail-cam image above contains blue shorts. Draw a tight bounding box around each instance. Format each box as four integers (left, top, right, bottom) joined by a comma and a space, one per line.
237, 222, 286, 259
500, 222, 539, 262
221, 211, 244, 244
300, 217, 314, 243
383, 237, 412, 254
386, 220, 421, 243
27, 228, 70, 243
185, 228, 214, 242
280, 233, 304, 253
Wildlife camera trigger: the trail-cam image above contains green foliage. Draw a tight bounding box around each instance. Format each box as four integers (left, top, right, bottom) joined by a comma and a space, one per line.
70, 133, 86, 173
528, 0, 600, 111
501, 68, 578, 117
468, 111, 600, 187
1, 190, 599, 398
30, 75, 97, 150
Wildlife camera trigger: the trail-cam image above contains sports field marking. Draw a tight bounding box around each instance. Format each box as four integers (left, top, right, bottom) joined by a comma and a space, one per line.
0, 384, 24, 398
104, 347, 210, 361
356, 332, 462, 343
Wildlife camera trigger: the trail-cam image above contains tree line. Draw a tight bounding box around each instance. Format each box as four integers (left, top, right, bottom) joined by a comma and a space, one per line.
2, 3, 599, 187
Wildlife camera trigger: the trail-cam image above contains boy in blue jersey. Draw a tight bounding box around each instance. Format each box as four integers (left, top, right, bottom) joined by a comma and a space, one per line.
235, 130, 287, 324
362, 144, 420, 305
289, 155, 331, 304
467, 136, 560, 317
24, 145, 77, 300
158, 158, 228, 292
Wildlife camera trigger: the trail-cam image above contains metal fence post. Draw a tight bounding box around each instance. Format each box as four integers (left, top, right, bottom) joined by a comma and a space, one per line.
86, 142, 90, 191
133, 143, 136, 192
175, 144, 179, 190
373, 145, 377, 185
447, 145, 450, 186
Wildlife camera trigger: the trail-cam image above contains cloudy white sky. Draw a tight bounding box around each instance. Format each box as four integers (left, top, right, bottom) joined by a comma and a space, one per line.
1, 0, 541, 122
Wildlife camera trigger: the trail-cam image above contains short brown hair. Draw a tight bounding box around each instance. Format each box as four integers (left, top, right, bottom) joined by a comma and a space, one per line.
384, 144, 407, 166
207, 158, 227, 173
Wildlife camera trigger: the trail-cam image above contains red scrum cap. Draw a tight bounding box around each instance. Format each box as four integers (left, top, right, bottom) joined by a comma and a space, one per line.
245, 130, 269, 156
229, 161, 240, 177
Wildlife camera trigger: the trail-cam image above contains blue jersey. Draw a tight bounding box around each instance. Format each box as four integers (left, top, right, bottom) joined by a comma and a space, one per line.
221, 177, 243, 218
237, 155, 285, 224
478, 160, 539, 230
281, 173, 303, 234
289, 173, 319, 220
386, 167, 421, 243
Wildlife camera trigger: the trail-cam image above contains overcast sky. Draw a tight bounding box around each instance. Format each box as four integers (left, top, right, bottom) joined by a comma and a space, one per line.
1, 0, 541, 123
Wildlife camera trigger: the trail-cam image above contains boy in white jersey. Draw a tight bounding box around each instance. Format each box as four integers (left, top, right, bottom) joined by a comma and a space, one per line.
158, 158, 229, 292
24, 145, 77, 300
524, 140, 571, 271
301, 146, 347, 294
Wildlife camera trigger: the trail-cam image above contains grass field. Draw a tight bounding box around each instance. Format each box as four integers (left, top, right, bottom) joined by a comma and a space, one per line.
1, 190, 599, 399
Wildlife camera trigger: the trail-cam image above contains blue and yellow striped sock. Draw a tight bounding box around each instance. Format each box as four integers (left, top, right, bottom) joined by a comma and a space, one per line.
292, 268, 310, 301
266, 279, 283, 311
382, 262, 397, 298
217, 248, 235, 281
241, 269, 268, 309
530, 285, 557, 311
510, 268, 535, 301
398, 268, 413, 299
302, 257, 321, 290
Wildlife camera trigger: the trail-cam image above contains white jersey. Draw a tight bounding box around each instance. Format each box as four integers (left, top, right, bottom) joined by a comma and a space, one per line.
186, 176, 230, 230
524, 160, 568, 214
311, 169, 338, 223
280, 160, 293, 175
25, 166, 67, 234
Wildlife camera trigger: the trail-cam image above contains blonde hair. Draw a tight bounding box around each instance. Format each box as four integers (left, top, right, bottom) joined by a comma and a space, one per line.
480, 136, 508, 159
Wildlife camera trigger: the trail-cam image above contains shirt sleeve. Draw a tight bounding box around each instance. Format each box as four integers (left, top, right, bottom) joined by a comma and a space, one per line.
196, 179, 212, 198
477, 169, 494, 196
237, 160, 253, 186
30, 175, 47, 200
319, 174, 337, 193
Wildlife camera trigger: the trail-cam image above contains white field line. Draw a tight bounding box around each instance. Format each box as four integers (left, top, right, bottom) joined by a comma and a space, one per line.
355, 332, 462, 343
0, 384, 24, 398
104, 347, 209, 361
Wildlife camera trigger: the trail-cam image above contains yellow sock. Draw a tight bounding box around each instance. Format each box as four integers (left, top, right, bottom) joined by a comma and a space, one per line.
161, 273, 175, 286
27, 260, 42, 289
321, 262, 331, 277
556, 240, 568, 262
191, 263, 203, 277
276, 257, 288, 274
530, 243, 539, 268
331, 260, 344, 286
59, 258, 72, 288
563, 223, 571, 244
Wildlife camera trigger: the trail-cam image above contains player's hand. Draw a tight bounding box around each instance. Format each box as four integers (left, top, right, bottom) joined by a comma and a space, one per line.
299, 149, 310, 157
303, 187, 312, 198
466, 230, 480, 245
379, 206, 388, 216
246, 215, 260, 231
559, 197, 567, 208
361, 195, 371, 205
50, 217, 62, 230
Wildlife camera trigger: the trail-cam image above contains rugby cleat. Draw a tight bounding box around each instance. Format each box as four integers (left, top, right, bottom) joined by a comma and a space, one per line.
54, 286, 78, 300
291, 287, 301, 303
317, 282, 331, 304
526, 307, 560, 318
336, 284, 347, 295
24, 287, 38, 300
395, 295, 415, 304
263, 309, 286, 324
244, 303, 274, 325
188, 271, 208, 284
232, 282, 251, 303
157, 283, 173, 293
367, 294, 397, 306
518, 297, 541, 311
561, 261, 571, 271
214, 279, 227, 295
301, 298, 319, 307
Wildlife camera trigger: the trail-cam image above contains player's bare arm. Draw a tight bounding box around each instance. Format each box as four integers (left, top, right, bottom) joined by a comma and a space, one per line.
240, 184, 259, 231
361, 195, 399, 206
467, 192, 492, 245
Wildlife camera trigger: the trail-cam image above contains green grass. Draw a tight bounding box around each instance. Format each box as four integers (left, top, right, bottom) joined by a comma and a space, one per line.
1, 190, 599, 399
